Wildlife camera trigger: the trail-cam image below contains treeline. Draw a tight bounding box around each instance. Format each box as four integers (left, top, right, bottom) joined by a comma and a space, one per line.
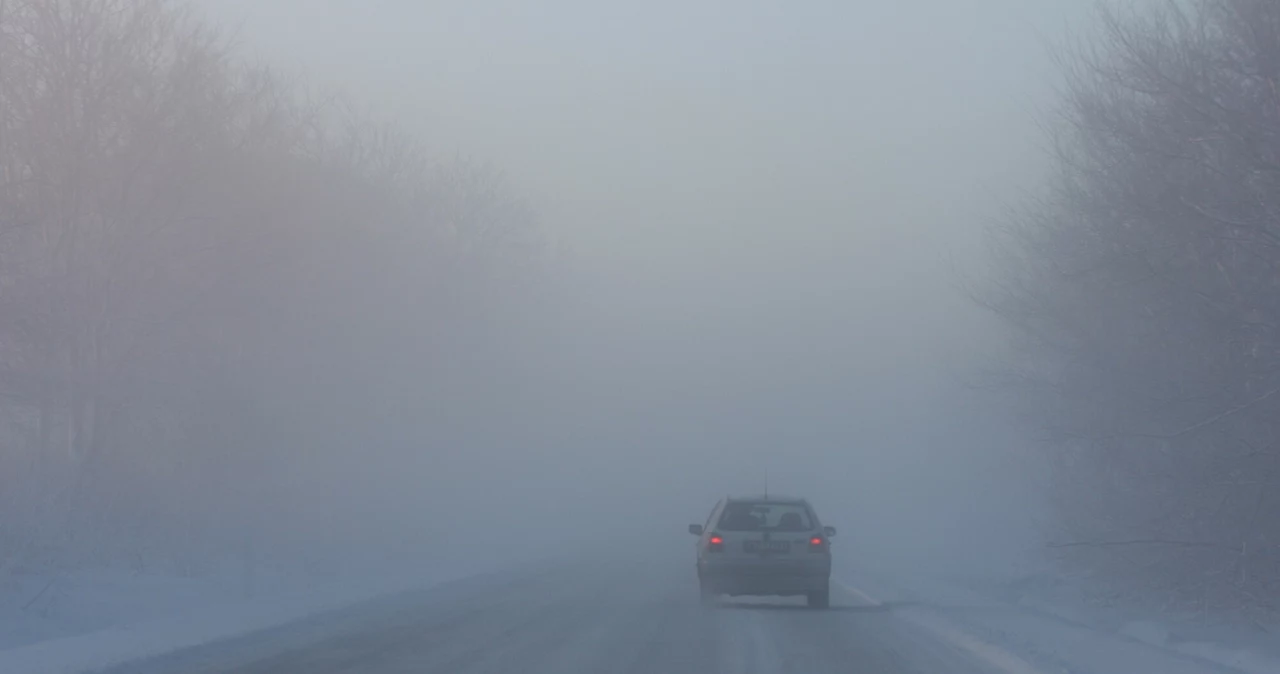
0, 0, 555, 577
983, 0, 1280, 618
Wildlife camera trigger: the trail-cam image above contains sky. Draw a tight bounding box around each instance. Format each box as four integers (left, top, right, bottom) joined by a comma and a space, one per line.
196, 0, 1082, 350
191, 0, 1091, 568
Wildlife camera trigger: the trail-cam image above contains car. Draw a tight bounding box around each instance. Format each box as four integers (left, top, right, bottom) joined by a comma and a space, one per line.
688, 495, 836, 608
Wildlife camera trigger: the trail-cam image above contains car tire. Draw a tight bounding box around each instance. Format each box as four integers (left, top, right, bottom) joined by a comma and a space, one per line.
807, 586, 830, 609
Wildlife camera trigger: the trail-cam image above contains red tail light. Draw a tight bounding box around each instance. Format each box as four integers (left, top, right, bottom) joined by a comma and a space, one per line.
707, 534, 724, 552
809, 536, 826, 552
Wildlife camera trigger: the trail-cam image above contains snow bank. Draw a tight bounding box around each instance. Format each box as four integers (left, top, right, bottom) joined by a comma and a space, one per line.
0, 570, 451, 674
839, 557, 1280, 674
1172, 641, 1280, 674
1023, 596, 1280, 674
958, 565, 1280, 674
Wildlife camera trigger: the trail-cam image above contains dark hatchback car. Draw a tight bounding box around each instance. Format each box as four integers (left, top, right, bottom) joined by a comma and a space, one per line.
689, 495, 836, 608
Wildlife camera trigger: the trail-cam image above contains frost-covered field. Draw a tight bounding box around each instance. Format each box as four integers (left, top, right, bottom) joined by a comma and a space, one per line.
841, 554, 1280, 674
0, 566, 459, 674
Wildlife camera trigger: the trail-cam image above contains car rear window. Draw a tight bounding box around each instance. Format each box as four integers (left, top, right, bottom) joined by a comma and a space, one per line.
717, 501, 813, 532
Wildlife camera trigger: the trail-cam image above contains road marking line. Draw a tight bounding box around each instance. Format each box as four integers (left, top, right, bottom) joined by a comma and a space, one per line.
834, 578, 1049, 674
833, 579, 881, 607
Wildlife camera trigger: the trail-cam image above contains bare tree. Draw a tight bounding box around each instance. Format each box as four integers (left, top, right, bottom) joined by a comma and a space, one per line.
0, 0, 553, 579
981, 0, 1280, 617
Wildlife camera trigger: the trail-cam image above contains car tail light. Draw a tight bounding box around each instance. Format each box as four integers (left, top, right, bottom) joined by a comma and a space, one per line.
809, 536, 827, 552
707, 534, 724, 552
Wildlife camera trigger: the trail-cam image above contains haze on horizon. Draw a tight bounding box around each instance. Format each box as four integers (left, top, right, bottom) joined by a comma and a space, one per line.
173, 0, 1095, 569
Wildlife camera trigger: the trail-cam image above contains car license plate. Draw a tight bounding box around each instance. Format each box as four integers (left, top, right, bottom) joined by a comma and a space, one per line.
743, 540, 790, 554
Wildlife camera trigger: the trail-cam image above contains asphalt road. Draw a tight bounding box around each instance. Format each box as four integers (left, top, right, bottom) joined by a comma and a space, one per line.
104, 557, 1063, 674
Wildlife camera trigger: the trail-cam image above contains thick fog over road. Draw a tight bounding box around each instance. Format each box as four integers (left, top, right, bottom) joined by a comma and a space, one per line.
4, 1, 1279, 673
184, 0, 1085, 569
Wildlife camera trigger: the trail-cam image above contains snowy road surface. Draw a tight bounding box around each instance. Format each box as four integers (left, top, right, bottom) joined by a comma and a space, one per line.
101, 559, 1240, 674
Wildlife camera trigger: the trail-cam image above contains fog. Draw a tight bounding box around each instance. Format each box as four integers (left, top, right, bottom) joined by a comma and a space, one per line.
182, 0, 1093, 572
14, 4, 1280, 670
0, 0, 1093, 588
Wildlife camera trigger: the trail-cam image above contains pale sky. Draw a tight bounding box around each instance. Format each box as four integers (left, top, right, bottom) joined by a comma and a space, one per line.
198, 0, 1077, 259
195, 0, 1085, 364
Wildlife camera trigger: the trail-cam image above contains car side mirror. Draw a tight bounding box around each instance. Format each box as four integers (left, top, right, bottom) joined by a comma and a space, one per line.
824, 526, 837, 538
688, 524, 703, 536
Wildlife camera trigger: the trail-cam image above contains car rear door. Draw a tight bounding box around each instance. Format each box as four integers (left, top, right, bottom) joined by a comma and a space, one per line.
713, 501, 819, 565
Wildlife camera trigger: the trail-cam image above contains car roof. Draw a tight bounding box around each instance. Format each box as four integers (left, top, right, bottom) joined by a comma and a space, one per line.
726, 494, 808, 504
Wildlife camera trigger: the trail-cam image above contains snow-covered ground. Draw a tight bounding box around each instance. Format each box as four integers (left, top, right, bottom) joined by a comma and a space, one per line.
2, 566, 306, 651
0, 564, 468, 674
966, 571, 1280, 674
841, 555, 1280, 674
5, 551, 1278, 674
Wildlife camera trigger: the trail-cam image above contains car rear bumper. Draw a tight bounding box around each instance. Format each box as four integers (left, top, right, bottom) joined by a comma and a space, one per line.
698, 558, 830, 596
